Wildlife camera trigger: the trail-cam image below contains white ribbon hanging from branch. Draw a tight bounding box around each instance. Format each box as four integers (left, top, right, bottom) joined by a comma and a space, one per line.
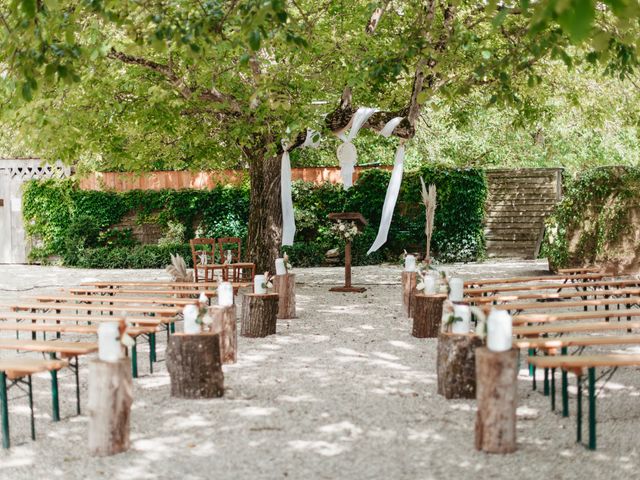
367, 116, 406, 254
336, 107, 378, 190
281, 130, 321, 246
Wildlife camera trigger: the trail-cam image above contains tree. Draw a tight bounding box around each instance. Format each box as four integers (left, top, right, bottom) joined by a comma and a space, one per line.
1, 0, 638, 270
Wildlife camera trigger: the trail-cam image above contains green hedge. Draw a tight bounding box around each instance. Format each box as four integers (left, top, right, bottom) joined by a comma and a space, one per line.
23, 166, 487, 268
541, 166, 640, 270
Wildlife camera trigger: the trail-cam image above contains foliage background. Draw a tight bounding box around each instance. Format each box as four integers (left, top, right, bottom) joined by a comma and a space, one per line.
541, 166, 640, 271
22, 166, 486, 269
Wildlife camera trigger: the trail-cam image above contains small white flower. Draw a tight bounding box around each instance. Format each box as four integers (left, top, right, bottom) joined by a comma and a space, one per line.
202, 314, 213, 326
416, 282, 425, 291
120, 332, 135, 348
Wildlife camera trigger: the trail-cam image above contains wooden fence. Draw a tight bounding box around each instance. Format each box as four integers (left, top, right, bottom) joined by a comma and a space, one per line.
79, 166, 393, 191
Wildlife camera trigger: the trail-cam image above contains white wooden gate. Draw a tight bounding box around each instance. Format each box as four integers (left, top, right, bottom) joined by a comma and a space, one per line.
0, 159, 71, 264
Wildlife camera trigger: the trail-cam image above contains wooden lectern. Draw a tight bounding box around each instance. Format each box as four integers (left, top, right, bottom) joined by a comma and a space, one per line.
328, 212, 368, 293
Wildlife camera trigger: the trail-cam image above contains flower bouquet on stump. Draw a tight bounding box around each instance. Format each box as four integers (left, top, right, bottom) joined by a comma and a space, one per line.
327, 212, 368, 293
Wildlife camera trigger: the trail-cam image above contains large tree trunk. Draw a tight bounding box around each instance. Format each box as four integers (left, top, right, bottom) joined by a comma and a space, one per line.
247, 148, 282, 273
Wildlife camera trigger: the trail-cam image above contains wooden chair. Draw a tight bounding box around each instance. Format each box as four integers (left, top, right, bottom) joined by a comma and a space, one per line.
190, 238, 223, 282
217, 237, 255, 281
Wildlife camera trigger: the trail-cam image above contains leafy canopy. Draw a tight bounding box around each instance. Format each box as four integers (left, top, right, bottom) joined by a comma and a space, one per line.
0, 0, 639, 170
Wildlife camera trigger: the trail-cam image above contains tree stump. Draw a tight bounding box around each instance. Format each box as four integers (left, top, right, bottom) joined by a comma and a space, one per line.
475, 347, 518, 453
209, 305, 237, 364
274, 273, 297, 319
401, 271, 418, 316
241, 293, 279, 337
412, 294, 446, 338
437, 332, 483, 399
88, 359, 133, 457
166, 333, 224, 398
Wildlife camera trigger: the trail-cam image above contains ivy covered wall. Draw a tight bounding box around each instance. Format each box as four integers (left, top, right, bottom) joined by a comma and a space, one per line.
541, 166, 640, 274
22, 166, 487, 269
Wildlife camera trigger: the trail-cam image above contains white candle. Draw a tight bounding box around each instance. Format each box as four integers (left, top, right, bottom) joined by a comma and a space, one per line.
424, 276, 436, 294
451, 304, 471, 334
254, 274, 267, 294
404, 254, 416, 272
275, 258, 287, 275
487, 309, 513, 352
183, 304, 201, 334
449, 277, 464, 302
217, 282, 234, 306
98, 322, 123, 363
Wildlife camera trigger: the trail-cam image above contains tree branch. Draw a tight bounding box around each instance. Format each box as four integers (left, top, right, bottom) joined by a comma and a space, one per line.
108, 48, 242, 112
366, 1, 391, 35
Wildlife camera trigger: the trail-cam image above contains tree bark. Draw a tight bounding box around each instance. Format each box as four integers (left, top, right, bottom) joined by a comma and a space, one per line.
273, 273, 296, 319
412, 294, 446, 338
209, 305, 237, 364
241, 293, 279, 337
402, 271, 418, 316
247, 148, 282, 273
88, 359, 133, 457
475, 347, 518, 454
437, 332, 483, 399
166, 333, 224, 398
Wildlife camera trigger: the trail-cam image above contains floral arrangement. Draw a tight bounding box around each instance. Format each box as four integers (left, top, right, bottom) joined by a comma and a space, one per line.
166, 253, 194, 282
331, 220, 361, 242
117, 320, 136, 348
283, 252, 293, 272
223, 249, 233, 265
261, 272, 274, 290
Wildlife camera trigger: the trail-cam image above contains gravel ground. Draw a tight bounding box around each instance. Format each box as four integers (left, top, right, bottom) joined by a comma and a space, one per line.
0, 260, 639, 480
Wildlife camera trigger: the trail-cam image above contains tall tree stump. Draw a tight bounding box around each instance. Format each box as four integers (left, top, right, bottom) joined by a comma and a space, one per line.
88, 359, 133, 457
274, 273, 297, 319
475, 347, 518, 453
412, 294, 446, 338
241, 293, 279, 337
437, 332, 483, 399
402, 271, 418, 316
209, 305, 237, 364
166, 333, 224, 398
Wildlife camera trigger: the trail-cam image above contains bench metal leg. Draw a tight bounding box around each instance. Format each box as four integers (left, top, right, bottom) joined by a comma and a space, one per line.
170, 322, 175, 334
543, 367, 549, 396
73, 357, 81, 415
576, 374, 583, 444
131, 341, 138, 379
528, 348, 535, 377
561, 347, 569, 417
588, 367, 596, 450
27, 375, 35, 441
551, 368, 556, 411
50, 362, 60, 422
0, 372, 9, 449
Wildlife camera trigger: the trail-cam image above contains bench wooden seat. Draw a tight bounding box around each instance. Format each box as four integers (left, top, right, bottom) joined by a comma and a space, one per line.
6, 302, 180, 317
497, 297, 640, 316
464, 272, 605, 288
0, 321, 154, 336
514, 334, 640, 351
527, 353, 640, 451
0, 357, 69, 449
0, 311, 169, 326
465, 279, 640, 297
0, 338, 97, 357
513, 320, 640, 336
69, 287, 219, 297
514, 309, 640, 326
558, 267, 602, 275
34, 294, 198, 307
469, 287, 640, 305
82, 280, 252, 289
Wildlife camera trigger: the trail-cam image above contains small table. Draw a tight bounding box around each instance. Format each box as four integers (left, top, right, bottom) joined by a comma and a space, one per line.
328, 212, 368, 293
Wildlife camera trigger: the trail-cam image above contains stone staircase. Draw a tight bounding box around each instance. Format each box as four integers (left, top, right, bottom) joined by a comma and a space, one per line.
485, 168, 563, 259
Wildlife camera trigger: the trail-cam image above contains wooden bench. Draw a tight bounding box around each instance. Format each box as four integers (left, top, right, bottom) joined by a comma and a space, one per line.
558, 267, 602, 275
528, 354, 640, 450
0, 339, 97, 420
468, 287, 640, 306
464, 272, 605, 288
8, 301, 180, 317
513, 309, 640, 326
69, 287, 219, 298
81, 280, 252, 289
513, 320, 640, 336
496, 297, 640, 317
0, 321, 154, 378
0, 357, 69, 449
464, 279, 640, 297
35, 294, 198, 307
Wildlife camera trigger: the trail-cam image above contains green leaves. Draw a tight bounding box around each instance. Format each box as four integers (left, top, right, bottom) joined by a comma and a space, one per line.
555, 0, 596, 42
